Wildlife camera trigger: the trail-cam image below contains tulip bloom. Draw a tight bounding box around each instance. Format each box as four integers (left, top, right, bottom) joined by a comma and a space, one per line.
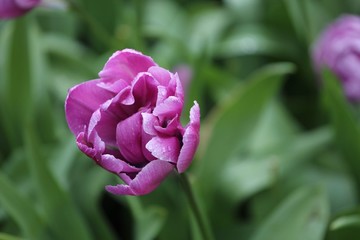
0, 0, 41, 19
65, 49, 200, 196
312, 15, 360, 102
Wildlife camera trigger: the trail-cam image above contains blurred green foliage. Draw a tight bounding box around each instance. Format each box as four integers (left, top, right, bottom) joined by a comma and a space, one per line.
0, 0, 360, 239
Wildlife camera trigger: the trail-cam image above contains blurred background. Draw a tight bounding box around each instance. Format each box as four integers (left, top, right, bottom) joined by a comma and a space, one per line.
1, 0, 360, 239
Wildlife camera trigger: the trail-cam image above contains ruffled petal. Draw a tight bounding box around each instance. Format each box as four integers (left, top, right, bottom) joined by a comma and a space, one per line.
177, 102, 200, 173
148, 66, 172, 86
99, 49, 157, 83
100, 154, 140, 174
87, 87, 133, 147
131, 73, 158, 108
153, 96, 183, 118
65, 79, 115, 136
105, 160, 174, 195
154, 115, 180, 136
116, 112, 147, 164
142, 113, 159, 135
146, 136, 181, 163
76, 131, 105, 161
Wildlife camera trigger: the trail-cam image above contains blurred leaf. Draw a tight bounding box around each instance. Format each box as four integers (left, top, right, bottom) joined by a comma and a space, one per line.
144, 0, 187, 43
0, 16, 56, 149
0, 173, 45, 239
137, 207, 167, 240
251, 186, 329, 240
326, 209, 360, 240
196, 63, 295, 198
0, 233, 23, 240
220, 124, 332, 204
248, 100, 298, 154
283, 0, 308, 42
217, 25, 296, 58
49, 136, 79, 190
24, 127, 93, 240
0, 18, 34, 148
322, 70, 360, 188
331, 215, 360, 230
43, 33, 98, 77
126, 197, 167, 240
223, 0, 262, 21
188, 8, 230, 57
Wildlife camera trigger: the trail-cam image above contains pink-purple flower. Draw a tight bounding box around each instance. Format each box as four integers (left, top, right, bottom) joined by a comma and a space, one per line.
0, 0, 41, 19
312, 14, 360, 102
65, 49, 200, 196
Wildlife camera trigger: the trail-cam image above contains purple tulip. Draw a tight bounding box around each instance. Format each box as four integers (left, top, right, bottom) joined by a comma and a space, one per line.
65, 49, 200, 196
0, 0, 41, 19
313, 15, 360, 102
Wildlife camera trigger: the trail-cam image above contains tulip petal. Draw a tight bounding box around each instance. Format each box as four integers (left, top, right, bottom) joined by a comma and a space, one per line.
154, 115, 181, 136
131, 73, 158, 107
105, 160, 174, 195
65, 79, 115, 136
146, 136, 181, 163
99, 49, 157, 83
153, 96, 183, 118
0, 0, 40, 19
116, 112, 147, 164
87, 87, 133, 147
177, 102, 200, 173
148, 66, 172, 86
142, 113, 159, 135
100, 154, 139, 174
76, 131, 105, 161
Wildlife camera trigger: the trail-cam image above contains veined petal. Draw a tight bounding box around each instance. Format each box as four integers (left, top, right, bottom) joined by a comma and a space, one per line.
154, 115, 181, 136
142, 113, 159, 135
174, 73, 185, 100
146, 136, 181, 163
100, 154, 140, 174
153, 96, 183, 118
105, 160, 174, 195
65, 79, 115, 136
148, 66, 172, 86
76, 131, 105, 161
99, 49, 157, 83
87, 87, 134, 147
116, 112, 147, 164
177, 102, 200, 173
131, 73, 158, 107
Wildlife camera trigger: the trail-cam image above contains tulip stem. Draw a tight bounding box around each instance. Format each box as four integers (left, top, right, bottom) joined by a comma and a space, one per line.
179, 173, 214, 240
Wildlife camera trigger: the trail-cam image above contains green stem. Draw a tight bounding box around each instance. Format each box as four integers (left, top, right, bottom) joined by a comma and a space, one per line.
179, 173, 214, 240
133, 0, 145, 51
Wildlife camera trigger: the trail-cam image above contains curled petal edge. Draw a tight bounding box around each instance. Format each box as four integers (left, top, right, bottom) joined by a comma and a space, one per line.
176, 101, 200, 173
105, 160, 174, 196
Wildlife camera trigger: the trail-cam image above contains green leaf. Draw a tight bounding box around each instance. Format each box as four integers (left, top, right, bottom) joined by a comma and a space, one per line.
283, 0, 308, 42
326, 209, 360, 240
216, 25, 296, 58
0, 18, 34, 148
251, 186, 329, 240
24, 126, 93, 240
188, 8, 230, 58
322, 69, 360, 188
223, 0, 262, 21
0, 233, 23, 240
0, 16, 55, 149
220, 124, 332, 204
196, 63, 295, 198
0, 173, 45, 239
126, 197, 167, 240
